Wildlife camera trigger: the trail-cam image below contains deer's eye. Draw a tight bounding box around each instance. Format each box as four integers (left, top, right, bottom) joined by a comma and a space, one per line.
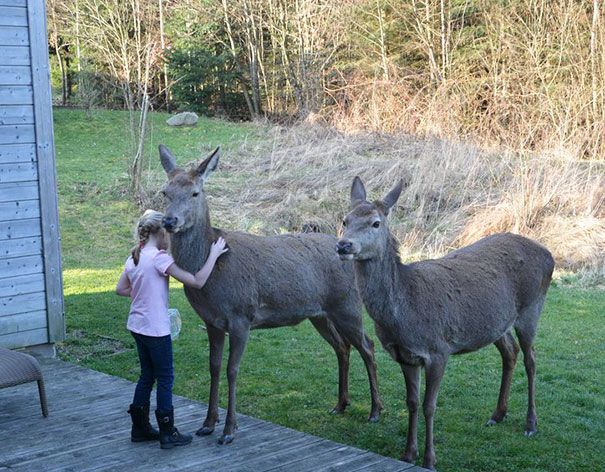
192, 192, 199, 197
372, 221, 380, 228
342, 220, 347, 227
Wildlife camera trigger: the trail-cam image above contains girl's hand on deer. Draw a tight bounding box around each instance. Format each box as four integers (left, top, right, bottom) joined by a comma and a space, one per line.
210, 237, 229, 259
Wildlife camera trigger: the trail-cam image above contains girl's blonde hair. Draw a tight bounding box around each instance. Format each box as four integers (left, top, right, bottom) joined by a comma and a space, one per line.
131, 209, 165, 265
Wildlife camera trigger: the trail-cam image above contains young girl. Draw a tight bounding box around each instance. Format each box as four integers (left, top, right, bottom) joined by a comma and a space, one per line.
116, 209, 227, 449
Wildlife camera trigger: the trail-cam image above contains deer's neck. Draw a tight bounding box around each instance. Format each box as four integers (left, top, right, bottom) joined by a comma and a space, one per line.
354, 235, 411, 324
170, 209, 215, 274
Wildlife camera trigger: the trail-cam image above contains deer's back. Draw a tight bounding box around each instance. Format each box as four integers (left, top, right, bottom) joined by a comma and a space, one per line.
435, 232, 554, 303
400, 233, 554, 355
184, 231, 359, 330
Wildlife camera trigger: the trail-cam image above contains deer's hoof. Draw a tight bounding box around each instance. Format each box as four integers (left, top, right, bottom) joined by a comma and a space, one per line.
218, 434, 235, 445
524, 417, 538, 437
330, 401, 349, 415
400, 446, 418, 464
195, 425, 215, 436
487, 410, 507, 426
367, 413, 380, 423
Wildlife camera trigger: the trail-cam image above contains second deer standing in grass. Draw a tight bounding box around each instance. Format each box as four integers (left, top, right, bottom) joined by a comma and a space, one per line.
337, 176, 554, 470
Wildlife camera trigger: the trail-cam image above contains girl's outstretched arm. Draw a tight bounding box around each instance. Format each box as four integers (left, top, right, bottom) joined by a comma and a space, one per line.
116, 270, 131, 297
166, 237, 228, 289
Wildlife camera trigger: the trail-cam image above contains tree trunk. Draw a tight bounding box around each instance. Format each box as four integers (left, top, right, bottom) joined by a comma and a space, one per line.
56, 48, 67, 106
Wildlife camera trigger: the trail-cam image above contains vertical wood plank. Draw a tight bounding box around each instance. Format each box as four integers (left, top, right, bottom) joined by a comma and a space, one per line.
27, 0, 64, 343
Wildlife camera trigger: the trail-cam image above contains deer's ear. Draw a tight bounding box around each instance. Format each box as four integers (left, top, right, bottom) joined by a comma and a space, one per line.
159, 144, 177, 174
350, 176, 367, 207
196, 147, 220, 183
382, 179, 404, 215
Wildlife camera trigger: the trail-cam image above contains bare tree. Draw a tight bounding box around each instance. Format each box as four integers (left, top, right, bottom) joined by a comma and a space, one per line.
47, 0, 73, 105
79, 0, 160, 194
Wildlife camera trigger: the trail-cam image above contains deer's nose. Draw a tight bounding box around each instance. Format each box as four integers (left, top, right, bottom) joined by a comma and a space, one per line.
336, 240, 353, 255
162, 216, 178, 231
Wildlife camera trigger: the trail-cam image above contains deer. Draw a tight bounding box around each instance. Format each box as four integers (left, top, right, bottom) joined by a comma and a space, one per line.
157, 145, 383, 445
336, 176, 554, 470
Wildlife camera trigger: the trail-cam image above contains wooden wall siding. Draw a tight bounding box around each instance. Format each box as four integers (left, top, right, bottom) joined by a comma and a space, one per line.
0, 161, 38, 182
0, 66, 32, 85
0, 254, 43, 278
0, 200, 40, 222
0, 0, 63, 348
0, 26, 30, 46
0, 310, 46, 336
0, 328, 47, 349
27, 0, 64, 343
0, 124, 35, 144
2, 46, 30, 66
0, 1, 27, 8
0, 7, 28, 27
1, 105, 35, 125
1, 291, 46, 316
0, 143, 36, 162
0, 182, 38, 203
2, 237, 42, 259
0, 273, 44, 298
0, 86, 33, 105
0, 218, 41, 240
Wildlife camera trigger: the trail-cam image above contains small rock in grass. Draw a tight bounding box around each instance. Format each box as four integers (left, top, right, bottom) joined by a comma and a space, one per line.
166, 112, 199, 127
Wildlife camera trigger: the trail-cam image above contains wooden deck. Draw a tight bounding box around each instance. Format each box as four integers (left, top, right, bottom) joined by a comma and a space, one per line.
0, 358, 430, 472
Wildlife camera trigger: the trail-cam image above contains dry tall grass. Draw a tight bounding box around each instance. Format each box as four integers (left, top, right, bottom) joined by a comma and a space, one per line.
144, 123, 604, 283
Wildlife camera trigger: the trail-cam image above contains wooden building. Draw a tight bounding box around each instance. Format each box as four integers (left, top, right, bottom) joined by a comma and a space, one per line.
0, 0, 64, 352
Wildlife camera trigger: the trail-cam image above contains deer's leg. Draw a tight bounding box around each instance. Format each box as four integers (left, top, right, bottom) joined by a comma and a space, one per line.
422, 356, 447, 471
219, 321, 250, 445
515, 325, 538, 437
487, 331, 520, 425
330, 313, 383, 422
400, 363, 420, 463
357, 333, 382, 422
196, 322, 225, 436
310, 317, 351, 414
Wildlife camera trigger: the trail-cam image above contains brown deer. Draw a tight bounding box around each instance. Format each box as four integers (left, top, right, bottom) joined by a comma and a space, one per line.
336, 176, 554, 470
158, 145, 382, 445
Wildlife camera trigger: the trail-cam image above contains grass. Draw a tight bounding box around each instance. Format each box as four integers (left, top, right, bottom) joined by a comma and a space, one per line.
54, 107, 605, 471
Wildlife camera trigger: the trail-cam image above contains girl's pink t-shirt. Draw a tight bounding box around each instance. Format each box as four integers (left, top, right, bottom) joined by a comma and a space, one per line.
122, 246, 175, 337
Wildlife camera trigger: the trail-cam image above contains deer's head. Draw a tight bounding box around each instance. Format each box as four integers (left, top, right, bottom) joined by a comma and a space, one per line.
337, 176, 403, 261
158, 144, 220, 233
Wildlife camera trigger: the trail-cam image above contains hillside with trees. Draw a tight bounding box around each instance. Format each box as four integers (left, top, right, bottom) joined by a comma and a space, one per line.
48, 0, 605, 159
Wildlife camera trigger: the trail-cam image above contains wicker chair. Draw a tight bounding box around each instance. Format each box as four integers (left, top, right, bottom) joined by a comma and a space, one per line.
0, 347, 48, 417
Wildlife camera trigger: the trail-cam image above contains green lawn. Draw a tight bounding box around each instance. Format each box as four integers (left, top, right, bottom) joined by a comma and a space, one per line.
55, 108, 605, 472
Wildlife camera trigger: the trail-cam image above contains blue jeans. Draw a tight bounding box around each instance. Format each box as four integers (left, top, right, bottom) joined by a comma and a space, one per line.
131, 331, 174, 411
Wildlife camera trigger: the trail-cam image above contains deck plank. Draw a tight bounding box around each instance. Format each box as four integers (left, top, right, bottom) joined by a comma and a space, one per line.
350, 456, 417, 471
0, 358, 431, 472
106, 422, 289, 472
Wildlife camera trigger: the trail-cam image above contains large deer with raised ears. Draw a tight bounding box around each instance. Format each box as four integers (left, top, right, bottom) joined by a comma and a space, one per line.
158, 145, 382, 445
336, 176, 554, 470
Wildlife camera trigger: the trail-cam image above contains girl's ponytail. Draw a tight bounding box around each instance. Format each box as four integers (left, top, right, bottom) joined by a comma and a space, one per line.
131, 241, 145, 266
131, 210, 164, 265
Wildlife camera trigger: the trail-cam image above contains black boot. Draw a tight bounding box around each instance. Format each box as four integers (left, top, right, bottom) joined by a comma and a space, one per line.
155, 408, 192, 449
128, 404, 160, 442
